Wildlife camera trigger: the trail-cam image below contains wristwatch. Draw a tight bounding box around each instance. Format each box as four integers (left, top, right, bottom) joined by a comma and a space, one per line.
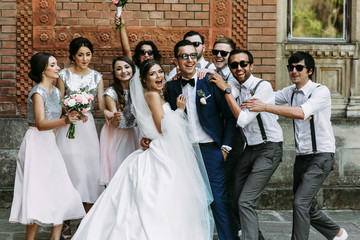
224, 88, 231, 94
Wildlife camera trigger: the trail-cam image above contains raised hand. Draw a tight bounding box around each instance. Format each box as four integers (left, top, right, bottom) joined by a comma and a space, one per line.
241, 98, 265, 112
198, 68, 215, 80
209, 72, 229, 92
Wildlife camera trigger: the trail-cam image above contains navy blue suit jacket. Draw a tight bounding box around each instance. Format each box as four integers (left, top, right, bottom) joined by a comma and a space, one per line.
164, 74, 236, 148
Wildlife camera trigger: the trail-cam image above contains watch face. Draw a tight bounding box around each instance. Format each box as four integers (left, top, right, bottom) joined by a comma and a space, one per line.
225, 88, 231, 94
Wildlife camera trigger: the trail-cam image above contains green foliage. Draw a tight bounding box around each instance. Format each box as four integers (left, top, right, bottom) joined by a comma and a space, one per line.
291, 0, 344, 38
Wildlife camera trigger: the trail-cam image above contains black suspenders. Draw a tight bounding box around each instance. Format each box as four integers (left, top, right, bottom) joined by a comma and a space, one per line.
290, 85, 321, 153
252, 80, 267, 143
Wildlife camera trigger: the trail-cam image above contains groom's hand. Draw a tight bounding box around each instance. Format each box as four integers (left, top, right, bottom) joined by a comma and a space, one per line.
140, 137, 151, 150
221, 150, 228, 162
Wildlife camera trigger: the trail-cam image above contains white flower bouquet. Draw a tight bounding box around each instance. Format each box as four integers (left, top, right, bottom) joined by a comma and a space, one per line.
60, 88, 94, 139
112, 0, 128, 30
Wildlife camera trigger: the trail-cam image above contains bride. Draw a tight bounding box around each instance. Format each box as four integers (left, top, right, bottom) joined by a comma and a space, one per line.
72, 59, 214, 240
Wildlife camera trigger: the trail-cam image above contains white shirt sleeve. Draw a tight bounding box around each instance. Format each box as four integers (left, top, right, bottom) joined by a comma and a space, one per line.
300, 86, 331, 120
237, 81, 275, 127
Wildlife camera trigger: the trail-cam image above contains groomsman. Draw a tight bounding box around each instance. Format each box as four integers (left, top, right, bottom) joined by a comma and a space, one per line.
164, 40, 238, 240
241, 51, 348, 240
210, 49, 283, 240
166, 31, 215, 81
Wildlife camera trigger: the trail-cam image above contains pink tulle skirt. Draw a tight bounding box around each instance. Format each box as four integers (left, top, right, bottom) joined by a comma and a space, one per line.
55, 113, 105, 203
99, 124, 141, 185
9, 127, 85, 226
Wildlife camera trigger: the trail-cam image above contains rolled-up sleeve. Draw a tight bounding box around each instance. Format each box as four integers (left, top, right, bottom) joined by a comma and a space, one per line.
300, 86, 330, 120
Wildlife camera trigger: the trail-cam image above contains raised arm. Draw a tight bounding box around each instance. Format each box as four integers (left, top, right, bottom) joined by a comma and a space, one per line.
144, 91, 165, 133
116, 16, 132, 60
242, 98, 304, 119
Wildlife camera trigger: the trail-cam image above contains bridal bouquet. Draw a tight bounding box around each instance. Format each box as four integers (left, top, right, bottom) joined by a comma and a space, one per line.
112, 0, 128, 30
60, 88, 94, 139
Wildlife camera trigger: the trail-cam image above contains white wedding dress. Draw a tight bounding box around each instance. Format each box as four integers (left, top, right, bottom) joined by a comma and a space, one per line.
72, 72, 214, 240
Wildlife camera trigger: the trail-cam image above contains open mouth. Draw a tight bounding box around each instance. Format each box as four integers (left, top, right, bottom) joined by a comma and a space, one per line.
155, 80, 163, 87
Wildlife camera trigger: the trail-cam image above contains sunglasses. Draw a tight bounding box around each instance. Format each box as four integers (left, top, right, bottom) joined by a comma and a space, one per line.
191, 42, 202, 48
177, 52, 197, 60
287, 65, 306, 72
140, 50, 154, 56
229, 61, 250, 69
212, 50, 230, 57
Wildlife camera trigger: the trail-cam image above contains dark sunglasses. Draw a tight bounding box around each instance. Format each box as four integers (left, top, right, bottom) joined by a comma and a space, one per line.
140, 50, 154, 56
177, 52, 197, 60
229, 61, 250, 69
287, 65, 306, 72
212, 50, 229, 57
191, 42, 202, 48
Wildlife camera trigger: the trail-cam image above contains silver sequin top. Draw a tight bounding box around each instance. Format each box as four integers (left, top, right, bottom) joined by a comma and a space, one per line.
59, 68, 102, 110
104, 87, 136, 129
27, 85, 62, 123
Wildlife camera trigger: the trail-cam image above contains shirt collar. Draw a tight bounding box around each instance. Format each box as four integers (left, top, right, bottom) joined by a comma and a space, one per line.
240, 74, 256, 90
293, 79, 313, 95
197, 58, 208, 68
218, 66, 231, 76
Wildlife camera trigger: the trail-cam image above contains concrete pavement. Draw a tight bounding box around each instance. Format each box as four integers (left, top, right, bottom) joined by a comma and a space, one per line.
0, 209, 359, 239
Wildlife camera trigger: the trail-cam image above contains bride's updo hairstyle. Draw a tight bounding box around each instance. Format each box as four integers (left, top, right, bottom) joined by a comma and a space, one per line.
139, 59, 163, 90
28, 52, 53, 83
69, 37, 94, 62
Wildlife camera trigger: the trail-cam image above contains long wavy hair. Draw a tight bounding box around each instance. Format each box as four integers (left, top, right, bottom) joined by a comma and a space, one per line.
111, 56, 136, 111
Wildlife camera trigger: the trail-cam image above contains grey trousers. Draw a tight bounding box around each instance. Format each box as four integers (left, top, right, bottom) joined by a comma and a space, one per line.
292, 153, 340, 240
232, 142, 283, 240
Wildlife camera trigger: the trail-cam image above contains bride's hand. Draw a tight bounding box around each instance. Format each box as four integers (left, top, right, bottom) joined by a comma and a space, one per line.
176, 94, 187, 110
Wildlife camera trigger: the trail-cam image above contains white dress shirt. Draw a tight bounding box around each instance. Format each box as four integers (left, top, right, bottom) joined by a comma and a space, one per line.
275, 80, 335, 155
181, 71, 213, 144
166, 57, 216, 81
236, 75, 283, 146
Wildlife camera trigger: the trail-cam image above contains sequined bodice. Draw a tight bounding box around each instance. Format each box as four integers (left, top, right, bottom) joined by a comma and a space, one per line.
27, 85, 62, 123
104, 87, 136, 129
59, 68, 102, 110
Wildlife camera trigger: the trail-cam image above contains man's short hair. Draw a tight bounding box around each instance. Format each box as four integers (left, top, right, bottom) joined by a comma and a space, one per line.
228, 49, 254, 65
174, 40, 194, 58
183, 31, 205, 44
213, 37, 236, 51
288, 51, 315, 79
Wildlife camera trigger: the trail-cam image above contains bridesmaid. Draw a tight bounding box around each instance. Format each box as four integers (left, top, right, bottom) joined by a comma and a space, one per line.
116, 16, 162, 69
9, 52, 85, 240
55, 37, 106, 239
99, 56, 140, 185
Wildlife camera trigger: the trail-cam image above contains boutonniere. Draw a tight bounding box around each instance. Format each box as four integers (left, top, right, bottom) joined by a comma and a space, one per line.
197, 90, 211, 105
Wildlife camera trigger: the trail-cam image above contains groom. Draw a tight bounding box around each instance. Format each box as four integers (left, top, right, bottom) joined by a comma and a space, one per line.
164, 40, 238, 240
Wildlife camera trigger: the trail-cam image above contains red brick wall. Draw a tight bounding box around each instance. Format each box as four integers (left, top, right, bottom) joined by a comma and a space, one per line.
0, 0, 17, 117
0, 0, 278, 117
247, 0, 277, 87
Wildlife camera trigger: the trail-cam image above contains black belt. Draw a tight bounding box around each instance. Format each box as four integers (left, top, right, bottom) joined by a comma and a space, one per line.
198, 142, 216, 146
247, 141, 282, 151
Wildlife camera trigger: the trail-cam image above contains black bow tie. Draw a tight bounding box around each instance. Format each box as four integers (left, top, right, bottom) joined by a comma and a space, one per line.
293, 89, 303, 94
181, 78, 195, 87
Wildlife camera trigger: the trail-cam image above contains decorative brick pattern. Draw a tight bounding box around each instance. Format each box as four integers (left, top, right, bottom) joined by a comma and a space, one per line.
11, 0, 236, 116
232, 0, 248, 49
16, 0, 34, 117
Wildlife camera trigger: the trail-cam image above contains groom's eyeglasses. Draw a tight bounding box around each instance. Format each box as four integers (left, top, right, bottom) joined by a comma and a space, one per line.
229, 61, 250, 69
287, 65, 306, 72
177, 52, 198, 60
140, 50, 154, 56
212, 50, 230, 57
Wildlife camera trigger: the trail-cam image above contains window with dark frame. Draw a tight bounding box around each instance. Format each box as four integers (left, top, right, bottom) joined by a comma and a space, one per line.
288, 0, 348, 43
